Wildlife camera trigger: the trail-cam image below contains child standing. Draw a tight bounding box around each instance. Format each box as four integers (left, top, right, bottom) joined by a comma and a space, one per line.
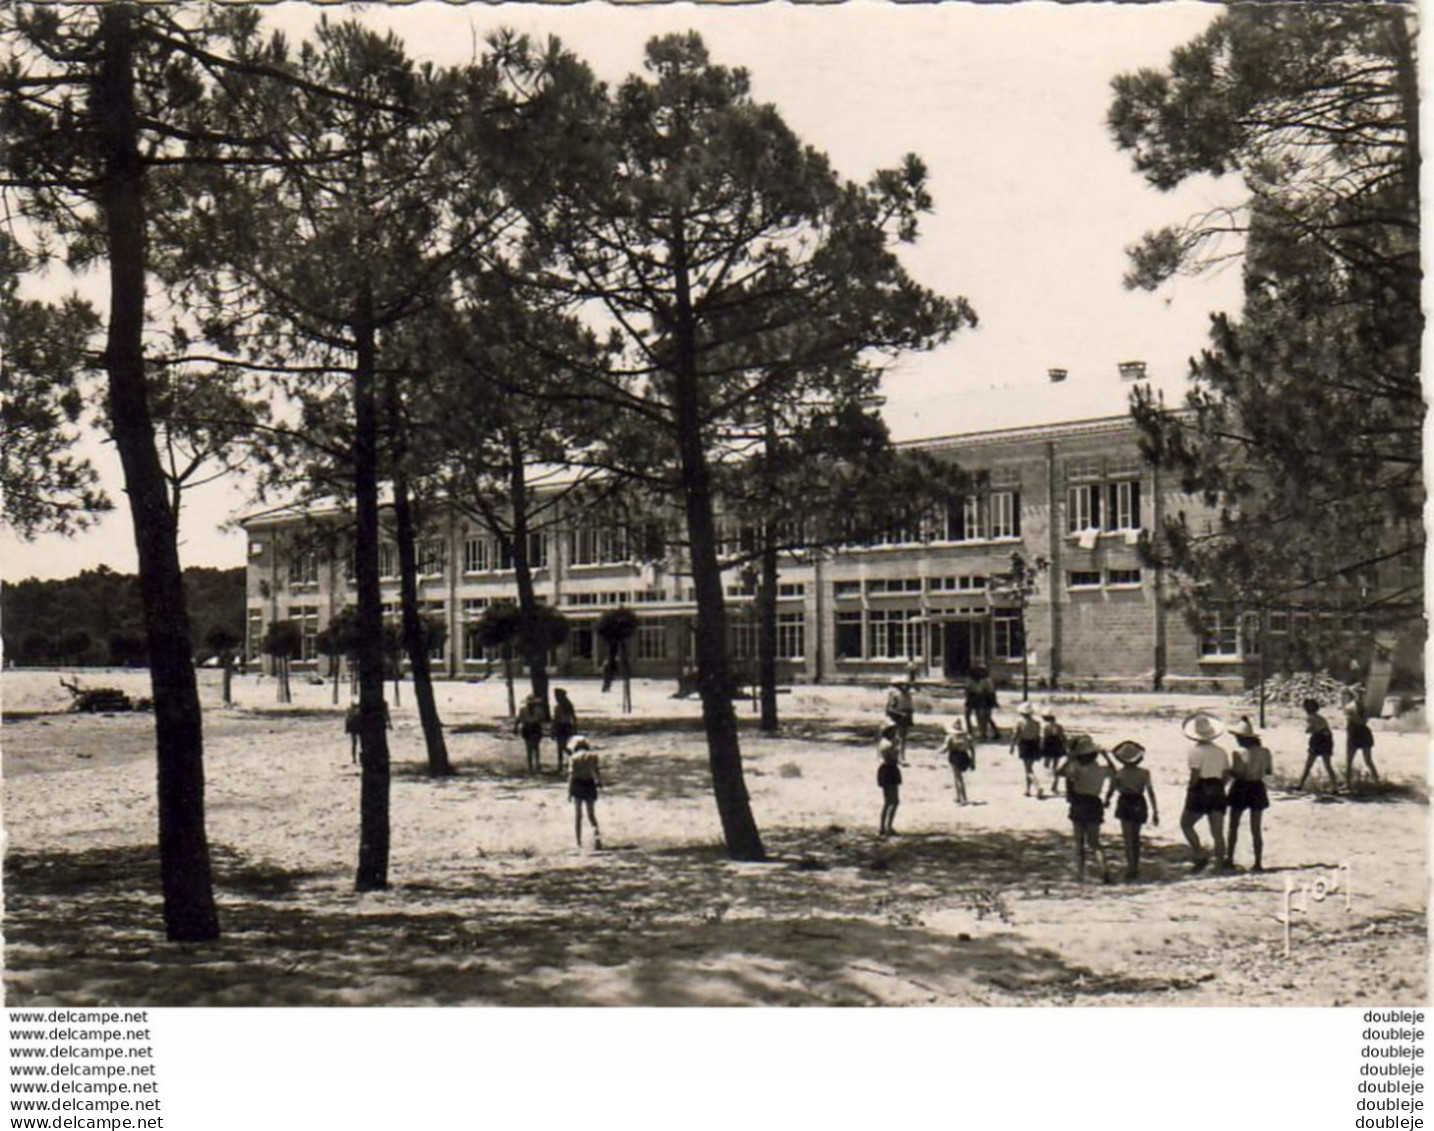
1041, 711, 1067, 796
567, 736, 603, 848
516, 692, 545, 774
1226, 717, 1272, 871
1010, 703, 1044, 798
1296, 697, 1339, 791
552, 688, 578, 772
1105, 740, 1159, 882
1179, 711, 1230, 872
877, 722, 903, 837
941, 718, 976, 805
1343, 696, 1379, 786
885, 678, 914, 765
1057, 734, 1112, 883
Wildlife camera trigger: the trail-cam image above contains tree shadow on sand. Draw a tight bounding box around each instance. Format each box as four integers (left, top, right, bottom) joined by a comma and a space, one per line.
4, 825, 1249, 1008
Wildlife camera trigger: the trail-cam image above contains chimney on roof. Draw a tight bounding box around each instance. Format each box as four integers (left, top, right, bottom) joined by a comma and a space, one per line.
1047, 368, 1068, 383
1118, 360, 1147, 382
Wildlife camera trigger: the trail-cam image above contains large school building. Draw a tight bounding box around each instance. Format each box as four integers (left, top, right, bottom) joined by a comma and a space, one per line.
241, 400, 1297, 692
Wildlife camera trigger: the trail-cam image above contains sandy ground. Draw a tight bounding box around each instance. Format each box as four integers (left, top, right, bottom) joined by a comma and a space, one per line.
2, 667, 1427, 1007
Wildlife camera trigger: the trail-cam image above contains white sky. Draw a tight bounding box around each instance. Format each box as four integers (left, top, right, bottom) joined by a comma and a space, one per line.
1, 1, 1246, 582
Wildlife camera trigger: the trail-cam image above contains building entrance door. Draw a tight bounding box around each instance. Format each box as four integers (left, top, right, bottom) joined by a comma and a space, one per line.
942, 620, 988, 679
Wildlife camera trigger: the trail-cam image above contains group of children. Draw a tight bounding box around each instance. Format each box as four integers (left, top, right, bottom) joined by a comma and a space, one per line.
515, 688, 603, 847
876, 690, 1380, 884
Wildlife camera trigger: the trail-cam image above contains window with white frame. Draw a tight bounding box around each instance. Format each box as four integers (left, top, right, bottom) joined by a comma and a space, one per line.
246, 610, 264, 662
992, 614, 1024, 661
463, 536, 490, 574
527, 531, 548, 570
867, 608, 924, 660
378, 542, 398, 579
419, 539, 446, 578
289, 549, 319, 586
777, 612, 805, 660
1104, 480, 1141, 532
635, 622, 668, 661
423, 601, 446, 660
1199, 612, 1242, 657
988, 491, 1020, 539
1067, 570, 1102, 589
836, 610, 863, 659
570, 523, 630, 566
728, 620, 757, 661
290, 606, 319, 660
961, 496, 986, 542
1067, 484, 1101, 533
1106, 568, 1142, 587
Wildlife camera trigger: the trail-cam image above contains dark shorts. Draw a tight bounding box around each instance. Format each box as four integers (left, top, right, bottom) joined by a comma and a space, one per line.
1227, 779, 1269, 814
1018, 738, 1041, 765
1184, 778, 1228, 817
949, 750, 973, 773
877, 762, 903, 788
569, 778, 598, 803
553, 725, 575, 745
521, 725, 543, 742
1068, 792, 1104, 826
1347, 722, 1374, 752
881, 783, 900, 804
1114, 792, 1149, 826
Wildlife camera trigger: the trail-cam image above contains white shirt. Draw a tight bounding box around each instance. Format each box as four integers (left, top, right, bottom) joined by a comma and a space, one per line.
1187, 741, 1230, 780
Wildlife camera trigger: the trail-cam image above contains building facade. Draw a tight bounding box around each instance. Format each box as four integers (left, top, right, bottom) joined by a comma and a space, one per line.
240, 412, 1342, 692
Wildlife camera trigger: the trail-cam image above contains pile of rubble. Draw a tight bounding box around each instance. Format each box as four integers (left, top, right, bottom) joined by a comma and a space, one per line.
1240, 671, 1354, 709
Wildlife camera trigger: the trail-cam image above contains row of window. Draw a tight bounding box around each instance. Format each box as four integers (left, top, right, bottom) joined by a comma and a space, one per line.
1066, 569, 1143, 590
834, 608, 1025, 663
835, 575, 991, 598
283, 485, 1141, 590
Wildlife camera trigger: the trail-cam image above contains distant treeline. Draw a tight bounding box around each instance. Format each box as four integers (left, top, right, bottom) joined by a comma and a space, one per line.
3, 566, 244, 667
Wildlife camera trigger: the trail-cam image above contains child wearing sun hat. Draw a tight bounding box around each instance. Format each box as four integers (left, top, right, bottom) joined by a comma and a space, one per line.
1226, 717, 1272, 871
941, 717, 976, 805
1104, 740, 1159, 882
1057, 733, 1113, 883
567, 736, 603, 849
1179, 710, 1230, 873
1009, 702, 1044, 799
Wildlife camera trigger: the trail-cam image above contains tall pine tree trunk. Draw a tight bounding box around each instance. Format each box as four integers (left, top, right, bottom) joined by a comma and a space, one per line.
97, 5, 218, 942
391, 472, 453, 777
757, 535, 780, 733
385, 369, 452, 777
507, 433, 550, 712
352, 287, 391, 891
671, 222, 764, 861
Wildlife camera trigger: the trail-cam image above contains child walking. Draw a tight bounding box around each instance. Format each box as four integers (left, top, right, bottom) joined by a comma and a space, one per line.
567, 736, 603, 848
877, 722, 903, 837
1296, 697, 1339, 791
1041, 711, 1067, 796
1010, 703, 1044, 798
1226, 718, 1272, 871
1343, 696, 1379, 786
1105, 740, 1159, 882
516, 692, 545, 774
941, 718, 976, 805
552, 688, 578, 772
1057, 734, 1112, 883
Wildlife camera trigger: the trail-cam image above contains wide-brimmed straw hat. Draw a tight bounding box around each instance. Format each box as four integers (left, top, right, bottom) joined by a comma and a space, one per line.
1111, 740, 1146, 765
1066, 733, 1102, 758
888, 677, 907, 688
1181, 711, 1226, 743
1017, 702, 1036, 717
570, 735, 592, 752
1230, 717, 1257, 739
946, 717, 967, 734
